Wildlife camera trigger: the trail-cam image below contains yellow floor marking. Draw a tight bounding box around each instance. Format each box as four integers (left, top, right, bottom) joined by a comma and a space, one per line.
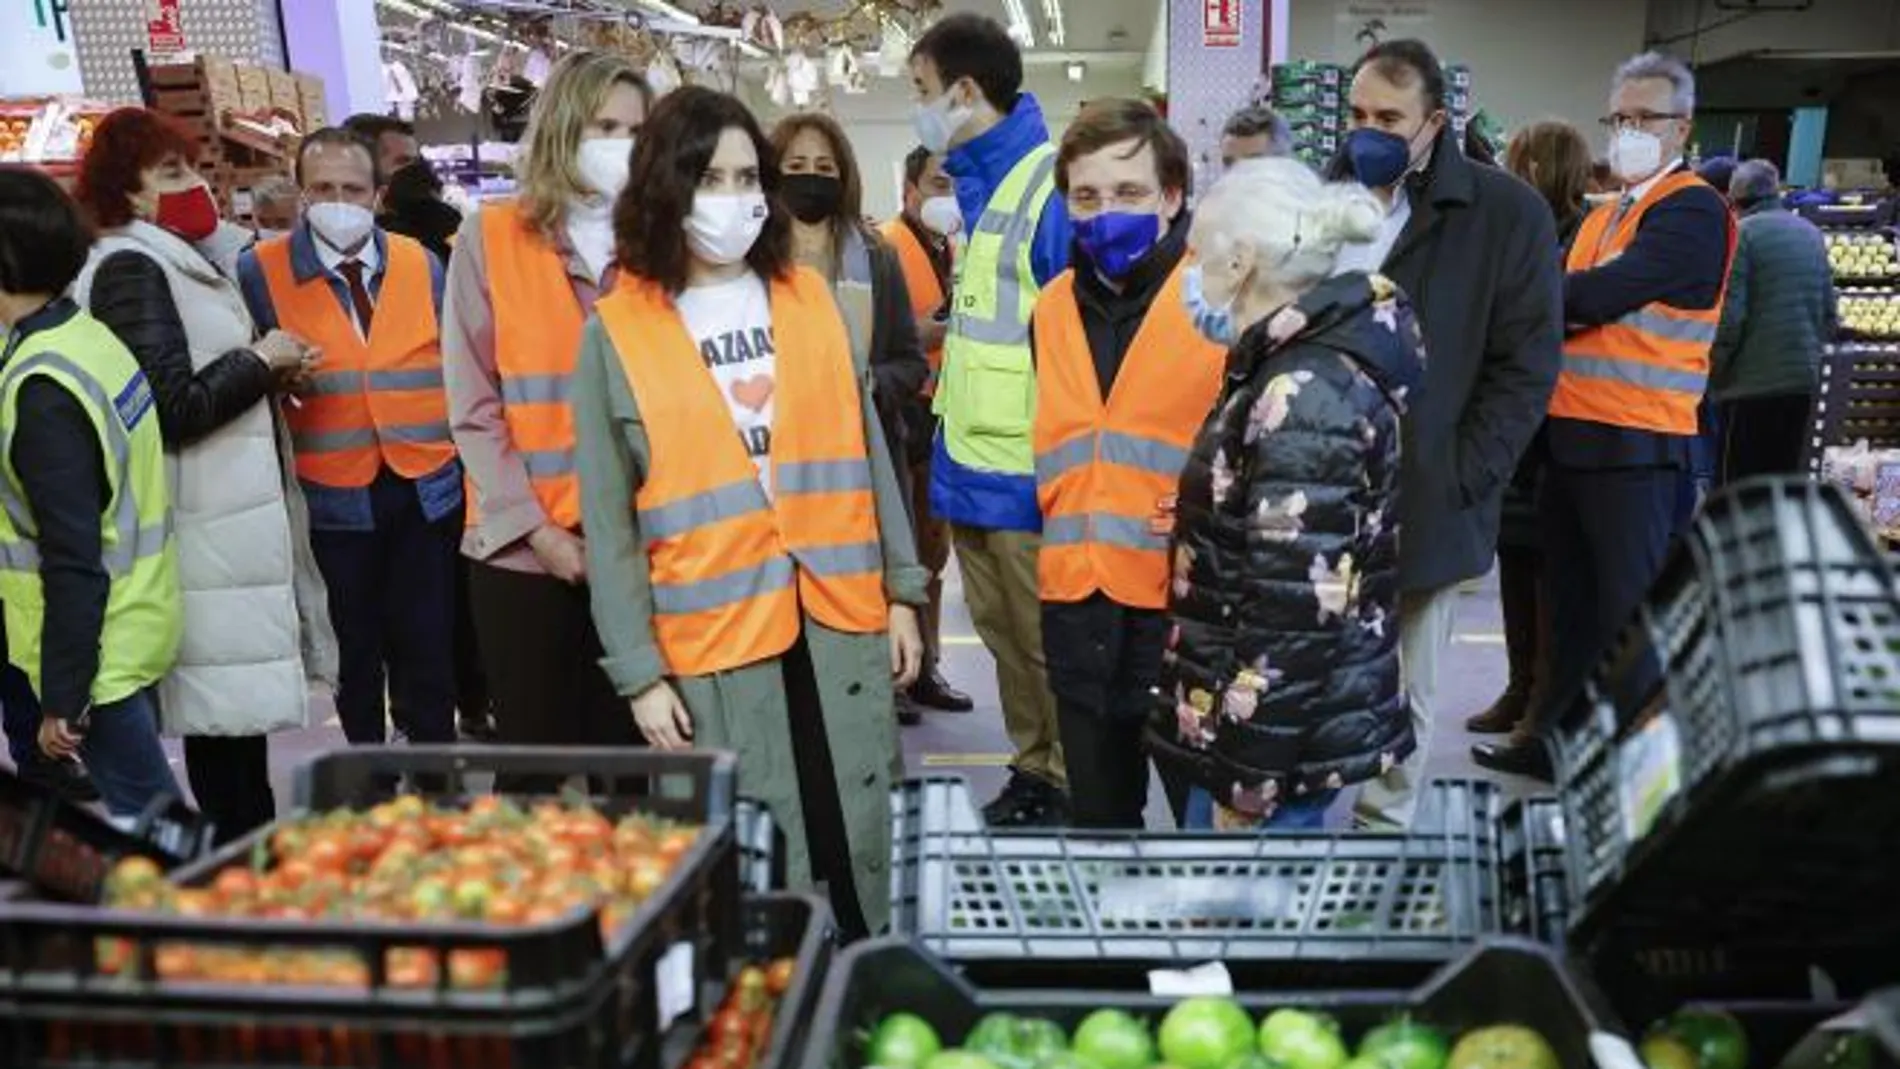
920, 753, 1013, 767
941, 634, 983, 647
1455, 632, 1505, 644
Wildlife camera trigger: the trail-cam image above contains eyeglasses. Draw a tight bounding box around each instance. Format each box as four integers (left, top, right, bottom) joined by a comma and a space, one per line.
1599, 111, 1685, 132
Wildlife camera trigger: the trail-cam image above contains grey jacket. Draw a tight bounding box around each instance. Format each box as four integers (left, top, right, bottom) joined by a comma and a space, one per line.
1710, 200, 1838, 401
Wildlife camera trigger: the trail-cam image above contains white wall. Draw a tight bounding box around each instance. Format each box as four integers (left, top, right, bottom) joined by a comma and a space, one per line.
1285, 0, 1650, 138
742, 65, 1144, 220
1646, 0, 1900, 63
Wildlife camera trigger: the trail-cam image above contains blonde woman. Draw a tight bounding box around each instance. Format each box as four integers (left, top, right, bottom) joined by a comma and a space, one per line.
443, 51, 652, 750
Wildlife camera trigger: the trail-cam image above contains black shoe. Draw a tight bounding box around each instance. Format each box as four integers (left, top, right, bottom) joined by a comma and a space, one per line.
981, 770, 1068, 827
20, 755, 101, 804
1471, 738, 1555, 783
911, 669, 974, 713
1465, 684, 1530, 734
895, 692, 922, 727
458, 710, 498, 743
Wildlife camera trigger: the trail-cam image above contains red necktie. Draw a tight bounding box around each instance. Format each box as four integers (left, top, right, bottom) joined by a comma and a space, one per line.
337, 259, 375, 335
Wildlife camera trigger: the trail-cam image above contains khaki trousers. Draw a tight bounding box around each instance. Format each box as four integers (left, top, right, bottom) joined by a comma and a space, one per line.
951, 523, 1064, 786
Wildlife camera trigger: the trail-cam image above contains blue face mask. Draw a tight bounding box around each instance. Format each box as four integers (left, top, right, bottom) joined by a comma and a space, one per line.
1075, 210, 1161, 279
1180, 263, 1237, 347
1344, 126, 1414, 189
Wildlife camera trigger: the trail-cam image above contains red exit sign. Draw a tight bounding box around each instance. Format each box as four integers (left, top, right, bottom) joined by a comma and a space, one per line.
1203, 0, 1241, 48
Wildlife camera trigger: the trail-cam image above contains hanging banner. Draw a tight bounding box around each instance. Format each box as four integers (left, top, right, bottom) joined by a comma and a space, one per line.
1202, 0, 1241, 49
146, 0, 186, 57
0, 0, 83, 96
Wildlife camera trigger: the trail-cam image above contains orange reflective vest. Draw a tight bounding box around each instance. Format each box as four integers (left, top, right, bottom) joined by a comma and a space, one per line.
880, 217, 948, 395
594, 267, 888, 677
257, 234, 456, 487
1032, 262, 1226, 609
476, 201, 585, 528
1549, 172, 1736, 435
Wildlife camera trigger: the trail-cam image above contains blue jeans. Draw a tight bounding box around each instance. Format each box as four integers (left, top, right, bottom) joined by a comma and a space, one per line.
75, 687, 180, 818
1183, 786, 1340, 830
0, 614, 42, 768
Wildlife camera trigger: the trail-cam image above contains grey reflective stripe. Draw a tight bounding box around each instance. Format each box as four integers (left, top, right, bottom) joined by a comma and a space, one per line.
500, 373, 571, 405
795, 540, 881, 577
381, 420, 452, 444
0, 518, 171, 575
302, 372, 361, 396
304, 367, 447, 394
1042, 512, 1166, 553
951, 150, 1057, 348
1616, 307, 1719, 344
973, 208, 1016, 236
1098, 431, 1189, 476
1035, 435, 1096, 486
520, 448, 575, 478
643, 479, 771, 540
294, 426, 377, 452
1562, 352, 1707, 394
778, 459, 872, 495
651, 556, 795, 615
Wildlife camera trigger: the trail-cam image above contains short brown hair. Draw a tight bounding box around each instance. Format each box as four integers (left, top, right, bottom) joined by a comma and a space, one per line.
1056, 98, 1189, 196
1504, 120, 1592, 223
74, 107, 200, 229
770, 112, 869, 248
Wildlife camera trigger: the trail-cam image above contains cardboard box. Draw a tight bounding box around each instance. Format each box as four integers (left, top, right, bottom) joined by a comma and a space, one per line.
235, 65, 272, 113
267, 69, 300, 114
294, 74, 327, 128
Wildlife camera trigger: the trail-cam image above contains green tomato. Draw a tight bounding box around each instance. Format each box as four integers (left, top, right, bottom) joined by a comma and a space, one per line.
1257, 1010, 1349, 1069
1656, 1009, 1748, 1069
926, 1052, 1004, 1069
1357, 1018, 1449, 1069
1073, 1010, 1158, 1069
1445, 1026, 1560, 1069
1638, 1034, 1698, 1069
1159, 998, 1256, 1069
867, 1013, 943, 1069
1037, 1053, 1105, 1069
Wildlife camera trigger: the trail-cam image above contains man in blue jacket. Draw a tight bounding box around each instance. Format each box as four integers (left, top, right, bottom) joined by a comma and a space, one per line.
910, 13, 1073, 825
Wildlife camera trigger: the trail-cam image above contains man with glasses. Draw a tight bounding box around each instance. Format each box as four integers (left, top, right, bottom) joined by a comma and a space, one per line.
1473, 51, 1736, 779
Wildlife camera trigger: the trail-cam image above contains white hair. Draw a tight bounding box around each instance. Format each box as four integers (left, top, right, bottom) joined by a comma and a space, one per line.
1189, 157, 1383, 292
1614, 51, 1696, 115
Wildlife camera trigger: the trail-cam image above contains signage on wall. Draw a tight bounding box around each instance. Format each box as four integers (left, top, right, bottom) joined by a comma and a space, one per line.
1335, 2, 1434, 62
1202, 0, 1241, 48
0, 0, 83, 95
146, 0, 186, 57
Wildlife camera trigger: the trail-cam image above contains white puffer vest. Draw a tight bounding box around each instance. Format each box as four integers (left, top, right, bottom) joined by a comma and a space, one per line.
73, 222, 338, 736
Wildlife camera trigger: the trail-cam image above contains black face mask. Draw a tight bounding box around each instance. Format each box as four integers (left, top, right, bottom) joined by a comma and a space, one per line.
781, 173, 844, 224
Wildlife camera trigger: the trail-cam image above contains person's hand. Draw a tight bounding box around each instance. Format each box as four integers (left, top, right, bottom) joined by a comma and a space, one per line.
888, 604, 923, 689
252, 329, 308, 373
1150, 493, 1179, 537
629, 681, 693, 749
38, 716, 82, 759
277, 345, 322, 394
527, 525, 587, 584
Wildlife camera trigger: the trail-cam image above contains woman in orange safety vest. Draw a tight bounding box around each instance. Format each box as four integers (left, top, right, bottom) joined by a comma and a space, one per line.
570, 87, 926, 940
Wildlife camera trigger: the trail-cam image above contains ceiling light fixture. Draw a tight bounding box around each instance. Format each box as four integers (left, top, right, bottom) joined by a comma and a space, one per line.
629, 0, 701, 24
1065, 60, 1085, 82
1041, 0, 1066, 48
1001, 0, 1035, 47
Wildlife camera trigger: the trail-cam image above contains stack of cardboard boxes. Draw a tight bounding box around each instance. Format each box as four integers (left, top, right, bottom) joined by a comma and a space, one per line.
149, 56, 327, 220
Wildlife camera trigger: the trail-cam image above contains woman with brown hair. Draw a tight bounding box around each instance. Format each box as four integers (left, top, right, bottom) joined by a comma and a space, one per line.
1468, 120, 1590, 755
572, 87, 925, 938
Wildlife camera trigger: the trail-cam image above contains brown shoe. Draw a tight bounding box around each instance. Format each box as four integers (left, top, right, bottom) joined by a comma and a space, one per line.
1465, 684, 1530, 734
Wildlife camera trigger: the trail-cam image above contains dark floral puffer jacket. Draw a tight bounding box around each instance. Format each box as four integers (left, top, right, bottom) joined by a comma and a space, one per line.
1146, 271, 1426, 819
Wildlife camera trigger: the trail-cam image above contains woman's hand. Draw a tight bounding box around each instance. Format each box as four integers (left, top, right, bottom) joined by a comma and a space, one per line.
888, 604, 923, 689
253, 329, 308, 373
629, 681, 693, 749
1150, 493, 1179, 537
527, 525, 588, 584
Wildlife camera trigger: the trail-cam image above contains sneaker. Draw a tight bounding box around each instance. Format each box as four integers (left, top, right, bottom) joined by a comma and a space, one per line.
981, 770, 1068, 827
19, 754, 101, 804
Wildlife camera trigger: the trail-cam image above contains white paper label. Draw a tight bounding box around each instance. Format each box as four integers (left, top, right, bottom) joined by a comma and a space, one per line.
1616, 710, 1683, 844
654, 941, 695, 1030
1147, 961, 1233, 997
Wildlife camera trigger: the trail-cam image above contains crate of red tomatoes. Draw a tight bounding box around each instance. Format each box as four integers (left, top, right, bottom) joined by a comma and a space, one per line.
0, 767, 212, 904
0, 745, 744, 1069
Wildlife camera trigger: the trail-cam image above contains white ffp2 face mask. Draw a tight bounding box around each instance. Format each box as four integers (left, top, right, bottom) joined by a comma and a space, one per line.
306, 201, 375, 253
576, 136, 635, 200
686, 193, 768, 266
1609, 127, 1665, 184
919, 195, 962, 237
913, 89, 973, 155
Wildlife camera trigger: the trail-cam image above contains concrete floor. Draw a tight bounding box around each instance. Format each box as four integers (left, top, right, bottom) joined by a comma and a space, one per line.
138, 562, 1541, 820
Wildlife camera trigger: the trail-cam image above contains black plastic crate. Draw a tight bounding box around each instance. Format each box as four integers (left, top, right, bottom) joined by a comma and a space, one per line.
1808, 344, 1900, 471
799, 936, 1607, 1069
1553, 479, 1900, 947
0, 768, 211, 903
889, 776, 1500, 987
735, 799, 786, 895
683, 894, 833, 1069
0, 746, 742, 1069
1498, 795, 1566, 947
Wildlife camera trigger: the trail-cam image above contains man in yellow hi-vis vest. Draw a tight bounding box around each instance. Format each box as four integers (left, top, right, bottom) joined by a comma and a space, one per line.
0, 167, 183, 820
909, 14, 1072, 825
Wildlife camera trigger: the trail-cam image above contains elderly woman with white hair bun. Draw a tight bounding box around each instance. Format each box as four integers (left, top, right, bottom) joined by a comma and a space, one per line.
1145, 157, 1428, 831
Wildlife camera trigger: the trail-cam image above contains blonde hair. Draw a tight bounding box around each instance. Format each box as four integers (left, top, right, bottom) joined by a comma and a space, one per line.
1191, 158, 1382, 291
515, 50, 652, 241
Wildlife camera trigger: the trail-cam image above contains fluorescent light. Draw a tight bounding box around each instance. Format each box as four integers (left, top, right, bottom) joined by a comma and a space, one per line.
1002, 0, 1035, 47
629, 0, 701, 24
1041, 0, 1066, 48
376, 0, 433, 18
1065, 60, 1085, 82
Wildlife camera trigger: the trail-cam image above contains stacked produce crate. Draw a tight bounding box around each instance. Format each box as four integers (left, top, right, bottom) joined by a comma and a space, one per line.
1263, 59, 1475, 171
145, 56, 325, 223
1810, 213, 1900, 540
0, 747, 830, 1069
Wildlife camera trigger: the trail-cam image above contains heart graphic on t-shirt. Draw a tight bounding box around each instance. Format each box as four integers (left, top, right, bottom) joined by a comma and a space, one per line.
730, 374, 775, 412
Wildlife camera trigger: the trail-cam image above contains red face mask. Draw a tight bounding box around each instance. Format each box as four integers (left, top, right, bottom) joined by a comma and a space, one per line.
153, 184, 220, 242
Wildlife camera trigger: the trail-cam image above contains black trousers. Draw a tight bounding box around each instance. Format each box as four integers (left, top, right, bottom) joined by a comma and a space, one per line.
183, 734, 275, 847
1719, 392, 1813, 485
466, 562, 637, 748
453, 554, 490, 725
1043, 595, 1178, 829
309, 472, 459, 746
781, 632, 868, 939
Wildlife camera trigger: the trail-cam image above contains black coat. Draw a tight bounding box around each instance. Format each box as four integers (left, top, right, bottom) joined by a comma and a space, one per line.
1330, 134, 1564, 591
1146, 273, 1425, 809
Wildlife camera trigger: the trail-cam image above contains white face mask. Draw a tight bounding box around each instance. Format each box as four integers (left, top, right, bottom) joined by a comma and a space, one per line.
687, 192, 768, 266
913, 87, 974, 155
919, 195, 962, 237
1609, 127, 1665, 184
306, 201, 376, 253
576, 136, 635, 201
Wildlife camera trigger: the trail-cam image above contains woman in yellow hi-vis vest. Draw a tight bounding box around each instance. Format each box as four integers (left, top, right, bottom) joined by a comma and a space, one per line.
0, 167, 183, 819
571, 88, 926, 940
